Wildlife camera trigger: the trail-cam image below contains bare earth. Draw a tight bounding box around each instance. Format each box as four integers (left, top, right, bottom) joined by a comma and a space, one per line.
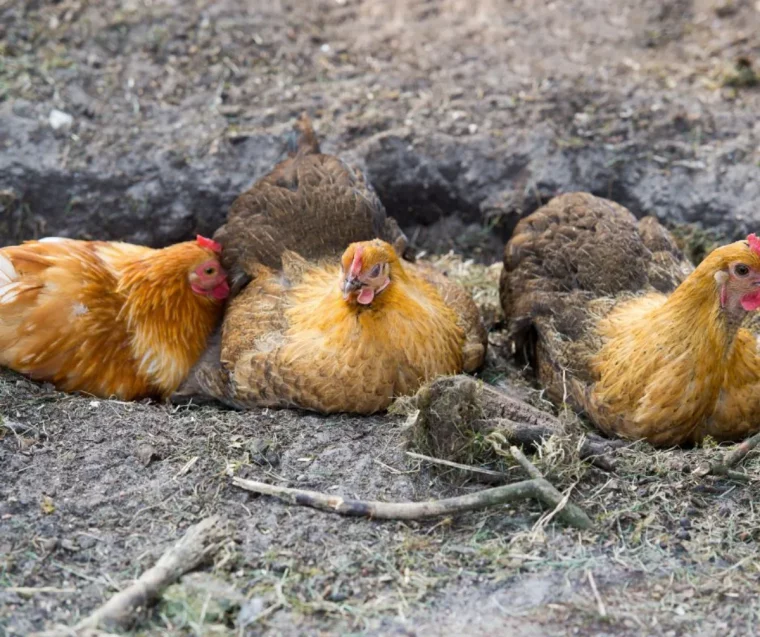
2, 1, 760, 636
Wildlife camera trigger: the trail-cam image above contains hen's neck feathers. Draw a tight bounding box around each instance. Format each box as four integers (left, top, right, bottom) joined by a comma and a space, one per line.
662, 252, 745, 357
116, 243, 221, 395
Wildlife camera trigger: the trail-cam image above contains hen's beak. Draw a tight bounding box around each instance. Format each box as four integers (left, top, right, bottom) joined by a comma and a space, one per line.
342, 276, 363, 297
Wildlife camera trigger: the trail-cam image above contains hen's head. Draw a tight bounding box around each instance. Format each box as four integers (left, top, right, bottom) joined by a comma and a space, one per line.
188, 235, 230, 301
339, 239, 401, 305
709, 234, 760, 314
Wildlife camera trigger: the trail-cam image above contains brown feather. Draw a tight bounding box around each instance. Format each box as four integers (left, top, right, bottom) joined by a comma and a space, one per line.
212, 114, 409, 281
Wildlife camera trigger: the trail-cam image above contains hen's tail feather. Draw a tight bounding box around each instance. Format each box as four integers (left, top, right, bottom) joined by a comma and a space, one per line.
285, 112, 321, 157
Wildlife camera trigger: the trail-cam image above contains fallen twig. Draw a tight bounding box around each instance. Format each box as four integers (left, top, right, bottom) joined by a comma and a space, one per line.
700, 431, 760, 482
405, 450, 509, 481
722, 431, 760, 468
232, 476, 593, 529
509, 445, 544, 480
33, 516, 227, 636
586, 570, 607, 618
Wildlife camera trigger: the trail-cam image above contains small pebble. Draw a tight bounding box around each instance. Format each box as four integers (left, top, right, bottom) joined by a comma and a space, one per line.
60, 538, 79, 552
675, 529, 691, 541
49, 109, 74, 130
41, 537, 59, 552
136, 443, 158, 467
327, 589, 348, 602
238, 596, 266, 627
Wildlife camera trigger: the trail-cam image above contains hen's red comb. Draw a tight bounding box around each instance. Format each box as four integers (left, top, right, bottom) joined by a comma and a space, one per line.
748, 234, 760, 256
197, 235, 222, 253
350, 245, 364, 277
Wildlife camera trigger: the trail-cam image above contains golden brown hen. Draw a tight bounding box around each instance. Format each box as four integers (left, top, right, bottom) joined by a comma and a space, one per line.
193, 238, 486, 413
501, 192, 760, 447
173, 114, 420, 405
0, 235, 228, 400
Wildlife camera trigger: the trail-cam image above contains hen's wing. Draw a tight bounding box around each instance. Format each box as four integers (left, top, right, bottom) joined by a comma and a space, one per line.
500, 192, 691, 406
213, 114, 408, 279
409, 261, 487, 372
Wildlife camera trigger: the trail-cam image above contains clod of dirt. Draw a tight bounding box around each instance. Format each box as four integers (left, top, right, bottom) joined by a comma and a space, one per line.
409, 375, 620, 472
135, 443, 160, 467
409, 375, 565, 463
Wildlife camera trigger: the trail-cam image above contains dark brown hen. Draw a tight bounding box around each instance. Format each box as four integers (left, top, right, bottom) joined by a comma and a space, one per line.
214, 113, 408, 285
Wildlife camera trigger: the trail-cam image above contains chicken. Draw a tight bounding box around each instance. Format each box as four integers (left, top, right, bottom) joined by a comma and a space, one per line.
189, 238, 486, 413
0, 235, 229, 400
501, 192, 760, 447
213, 112, 409, 287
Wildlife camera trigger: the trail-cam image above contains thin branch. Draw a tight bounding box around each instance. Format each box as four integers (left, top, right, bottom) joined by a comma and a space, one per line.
405, 450, 509, 480
703, 464, 752, 483
586, 570, 607, 618
722, 431, 760, 468
232, 476, 593, 529
33, 516, 227, 636
509, 445, 543, 480
703, 431, 760, 481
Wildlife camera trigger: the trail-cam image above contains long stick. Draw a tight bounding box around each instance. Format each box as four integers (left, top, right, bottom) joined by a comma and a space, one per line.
232, 477, 593, 529
34, 516, 227, 636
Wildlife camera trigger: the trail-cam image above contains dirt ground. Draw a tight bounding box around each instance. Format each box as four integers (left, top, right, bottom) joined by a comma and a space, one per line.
3, 1, 760, 636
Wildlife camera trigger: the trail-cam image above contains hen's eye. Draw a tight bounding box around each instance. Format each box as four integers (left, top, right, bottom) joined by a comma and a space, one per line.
369, 264, 382, 277
735, 264, 750, 277
204, 267, 216, 276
